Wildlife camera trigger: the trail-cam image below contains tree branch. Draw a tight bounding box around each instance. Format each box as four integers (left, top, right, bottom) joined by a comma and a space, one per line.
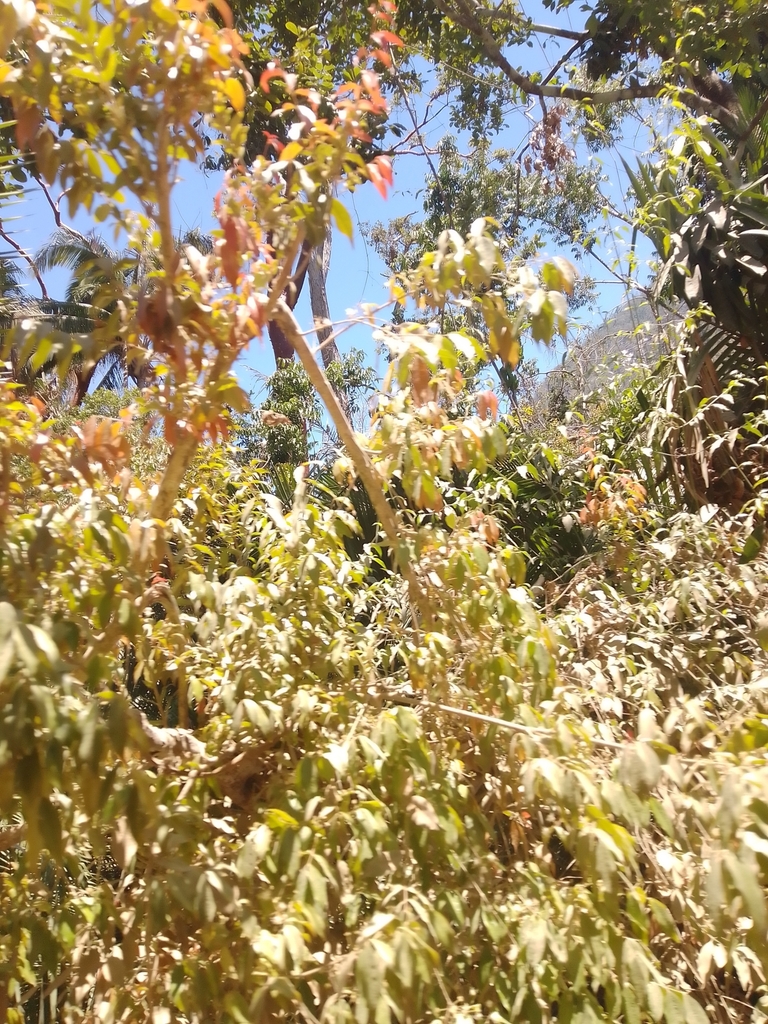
307, 222, 341, 369
436, 0, 740, 128
393, 53, 452, 229
0, 223, 49, 301
475, 9, 588, 42
34, 176, 94, 249
541, 36, 585, 87
20, 968, 71, 1006
266, 233, 312, 364
737, 92, 768, 145
272, 300, 433, 626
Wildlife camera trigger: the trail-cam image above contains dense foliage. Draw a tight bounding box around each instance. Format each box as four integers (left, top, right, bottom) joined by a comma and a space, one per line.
1, 0, 768, 1023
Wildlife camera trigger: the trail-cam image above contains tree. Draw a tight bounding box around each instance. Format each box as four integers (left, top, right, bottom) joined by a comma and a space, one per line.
3, 2, 768, 1024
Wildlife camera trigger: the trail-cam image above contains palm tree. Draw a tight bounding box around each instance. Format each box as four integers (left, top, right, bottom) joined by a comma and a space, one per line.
32, 226, 213, 405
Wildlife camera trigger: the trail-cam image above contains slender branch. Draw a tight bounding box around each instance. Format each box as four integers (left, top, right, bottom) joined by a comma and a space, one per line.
436, 0, 740, 128
392, 54, 452, 229
149, 433, 199, 521
150, 120, 199, 523
736, 92, 768, 145
0, 223, 49, 300
393, 685, 677, 758
20, 968, 71, 1006
475, 8, 588, 42
541, 37, 585, 87
34, 176, 93, 249
526, 21, 588, 42
273, 299, 433, 626
154, 121, 177, 274
288, 237, 312, 309
308, 223, 341, 369
268, 231, 304, 314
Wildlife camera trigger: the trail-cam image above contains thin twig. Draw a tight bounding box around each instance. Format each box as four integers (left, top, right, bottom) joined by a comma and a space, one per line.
391, 53, 453, 230
34, 176, 93, 248
541, 37, 585, 87
474, 10, 588, 42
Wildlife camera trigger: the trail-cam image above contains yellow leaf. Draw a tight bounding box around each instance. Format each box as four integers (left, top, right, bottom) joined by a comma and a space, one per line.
490, 320, 520, 368
280, 141, 303, 162
224, 77, 246, 112
552, 256, 577, 296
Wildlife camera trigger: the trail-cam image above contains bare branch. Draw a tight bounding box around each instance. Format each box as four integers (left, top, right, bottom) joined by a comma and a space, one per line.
0, 223, 49, 301
392, 54, 452, 229
273, 299, 434, 627
541, 36, 584, 87
34, 176, 94, 249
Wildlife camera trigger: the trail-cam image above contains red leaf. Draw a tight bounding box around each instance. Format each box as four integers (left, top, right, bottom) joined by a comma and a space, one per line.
218, 213, 243, 287
477, 390, 499, 421
367, 163, 388, 198
373, 155, 393, 186
262, 131, 283, 155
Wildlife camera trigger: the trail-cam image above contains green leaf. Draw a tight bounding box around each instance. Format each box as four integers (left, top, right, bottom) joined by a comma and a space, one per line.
664, 990, 685, 1024
38, 797, 63, 861
682, 994, 709, 1024
724, 850, 767, 929
740, 525, 764, 563
648, 898, 680, 941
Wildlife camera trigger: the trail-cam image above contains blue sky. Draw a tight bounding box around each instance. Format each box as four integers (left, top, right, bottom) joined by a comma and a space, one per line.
14, 0, 664, 399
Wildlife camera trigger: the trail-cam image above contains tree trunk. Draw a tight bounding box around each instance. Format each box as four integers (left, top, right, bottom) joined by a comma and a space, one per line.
267, 319, 297, 363
266, 238, 312, 367
71, 362, 97, 406
308, 223, 340, 369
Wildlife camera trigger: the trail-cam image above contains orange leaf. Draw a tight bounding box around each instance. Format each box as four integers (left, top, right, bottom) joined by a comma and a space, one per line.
262, 131, 283, 155
371, 30, 404, 47
477, 390, 499, 421
15, 103, 41, 150
372, 154, 393, 185
259, 65, 285, 94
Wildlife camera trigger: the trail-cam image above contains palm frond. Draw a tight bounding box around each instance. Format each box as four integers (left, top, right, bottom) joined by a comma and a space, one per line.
93, 350, 127, 393
179, 227, 213, 255
34, 228, 119, 275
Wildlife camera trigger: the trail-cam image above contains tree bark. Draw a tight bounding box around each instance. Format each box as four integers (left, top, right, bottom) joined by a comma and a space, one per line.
266, 237, 312, 367
308, 223, 341, 369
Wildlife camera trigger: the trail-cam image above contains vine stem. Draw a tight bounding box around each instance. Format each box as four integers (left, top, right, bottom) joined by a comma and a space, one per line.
273, 298, 433, 628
